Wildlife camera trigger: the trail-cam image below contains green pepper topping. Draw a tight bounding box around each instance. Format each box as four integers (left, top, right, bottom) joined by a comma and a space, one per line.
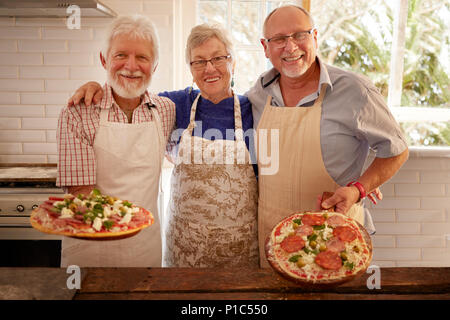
307, 233, 318, 242
288, 255, 301, 263
345, 261, 354, 270
313, 224, 325, 231
123, 200, 132, 208
293, 218, 302, 225
103, 220, 114, 230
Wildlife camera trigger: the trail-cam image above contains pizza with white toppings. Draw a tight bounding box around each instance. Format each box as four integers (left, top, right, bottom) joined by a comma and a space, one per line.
265, 210, 372, 286
30, 189, 154, 239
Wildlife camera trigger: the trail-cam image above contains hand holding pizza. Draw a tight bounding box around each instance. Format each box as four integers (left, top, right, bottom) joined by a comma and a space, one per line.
317, 187, 383, 214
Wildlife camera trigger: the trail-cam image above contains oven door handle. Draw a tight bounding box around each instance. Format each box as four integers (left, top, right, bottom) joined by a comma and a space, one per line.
0, 224, 32, 227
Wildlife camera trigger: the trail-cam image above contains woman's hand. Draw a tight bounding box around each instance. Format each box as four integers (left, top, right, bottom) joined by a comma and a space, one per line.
68, 81, 103, 107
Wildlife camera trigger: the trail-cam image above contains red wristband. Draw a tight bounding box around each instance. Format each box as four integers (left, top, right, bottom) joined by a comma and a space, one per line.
346, 181, 366, 199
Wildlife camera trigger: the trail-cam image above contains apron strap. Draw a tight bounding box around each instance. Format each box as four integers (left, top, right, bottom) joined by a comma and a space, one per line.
186, 93, 201, 134
313, 83, 328, 107
187, 92, 244, 142
232, 92, 245, 142
99, 108, 109, 124
148, 105, 166, 224
148, 106, 165, 165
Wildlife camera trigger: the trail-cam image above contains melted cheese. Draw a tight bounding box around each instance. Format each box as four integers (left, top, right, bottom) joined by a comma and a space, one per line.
270, 212, 370, 281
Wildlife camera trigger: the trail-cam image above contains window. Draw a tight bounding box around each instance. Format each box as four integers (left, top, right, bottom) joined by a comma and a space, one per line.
197, 0, 450, 146
198, 0, 299, 93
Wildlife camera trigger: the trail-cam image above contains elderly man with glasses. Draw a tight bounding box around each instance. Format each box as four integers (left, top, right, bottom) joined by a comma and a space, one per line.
247, 5, 409, 267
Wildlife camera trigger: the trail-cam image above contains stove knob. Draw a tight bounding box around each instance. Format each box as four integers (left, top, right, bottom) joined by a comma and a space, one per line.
32, 204, 39, 210
16, 205, 25, 212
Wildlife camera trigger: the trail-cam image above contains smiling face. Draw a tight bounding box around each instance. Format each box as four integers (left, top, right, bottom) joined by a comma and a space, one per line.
190, 37, 234, 103
262, 6, 318, 79
101, 34, 155, 99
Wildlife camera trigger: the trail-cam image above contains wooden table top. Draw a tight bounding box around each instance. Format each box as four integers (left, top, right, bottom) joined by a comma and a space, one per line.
1, 267, 449, 300
75, 267, 450, 300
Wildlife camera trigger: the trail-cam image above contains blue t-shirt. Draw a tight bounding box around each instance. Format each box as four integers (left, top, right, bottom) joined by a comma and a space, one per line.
159, 87, 257, 176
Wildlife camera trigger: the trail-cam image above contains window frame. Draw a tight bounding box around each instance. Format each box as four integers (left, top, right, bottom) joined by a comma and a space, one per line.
183, 0, 450, 125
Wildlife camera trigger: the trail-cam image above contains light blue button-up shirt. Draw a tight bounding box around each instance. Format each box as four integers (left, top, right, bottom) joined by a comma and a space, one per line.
245, 57, 408, 187
245, 58, 408, 235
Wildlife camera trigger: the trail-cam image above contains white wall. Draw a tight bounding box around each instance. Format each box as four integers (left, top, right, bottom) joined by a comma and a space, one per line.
369, 147, 450, 267
0, 0, 179, 163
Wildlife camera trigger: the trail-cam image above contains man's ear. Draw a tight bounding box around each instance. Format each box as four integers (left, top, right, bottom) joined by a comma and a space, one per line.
260, 38, 269, 59
100, 52, 107, 69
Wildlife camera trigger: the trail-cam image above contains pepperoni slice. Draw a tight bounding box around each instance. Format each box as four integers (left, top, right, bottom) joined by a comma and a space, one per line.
326, 215, 346, 227
315, 251, 342, 270
295, 224, 313, 237
333, 226, 357, 242
326, 237, 346, 252
301, 214, 326, 226
280, 235, 305, 253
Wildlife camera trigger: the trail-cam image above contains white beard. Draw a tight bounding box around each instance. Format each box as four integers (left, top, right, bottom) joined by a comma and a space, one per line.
108, 70, 150, 99
281, 64, 308, 78
280, 50, 310, 78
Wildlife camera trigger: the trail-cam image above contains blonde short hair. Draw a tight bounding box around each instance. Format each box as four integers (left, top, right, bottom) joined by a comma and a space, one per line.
185, 24, 235, 64
102, 15, 160, 68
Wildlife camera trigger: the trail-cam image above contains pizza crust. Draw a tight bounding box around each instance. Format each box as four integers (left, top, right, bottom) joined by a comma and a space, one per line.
265, 211, 372, 287
30, 201, 153, 241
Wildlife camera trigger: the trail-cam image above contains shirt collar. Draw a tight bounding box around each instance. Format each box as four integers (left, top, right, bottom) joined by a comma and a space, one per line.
99, 83, 154, 109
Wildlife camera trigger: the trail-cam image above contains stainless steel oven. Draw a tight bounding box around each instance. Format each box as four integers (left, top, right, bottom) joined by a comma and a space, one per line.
0, 186, 64, 267
0, 187, 64, 240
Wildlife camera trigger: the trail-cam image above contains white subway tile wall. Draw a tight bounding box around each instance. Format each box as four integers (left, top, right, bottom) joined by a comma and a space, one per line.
0, 1, 449, 268
367, 149, 450, 267
0, 0, 174, 163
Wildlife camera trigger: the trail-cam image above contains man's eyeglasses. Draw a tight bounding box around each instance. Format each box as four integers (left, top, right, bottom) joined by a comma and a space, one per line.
265, 29, 315, 48
190, 55, 231, 70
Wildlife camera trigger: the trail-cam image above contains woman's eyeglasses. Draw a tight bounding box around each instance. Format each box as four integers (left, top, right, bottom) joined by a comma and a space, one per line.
190, 55, 231, 70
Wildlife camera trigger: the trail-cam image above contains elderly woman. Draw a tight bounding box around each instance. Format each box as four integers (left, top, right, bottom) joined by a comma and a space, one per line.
68, 24, 259, 268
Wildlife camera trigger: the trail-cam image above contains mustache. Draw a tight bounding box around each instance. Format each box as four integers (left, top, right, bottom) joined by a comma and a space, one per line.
280, 51, 305, 59
116, 70, 145, 77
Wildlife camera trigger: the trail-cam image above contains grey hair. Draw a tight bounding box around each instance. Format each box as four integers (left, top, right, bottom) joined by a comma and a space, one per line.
185, 23, 235, 64
263, 4, 315, 38
102, 15, 160, 69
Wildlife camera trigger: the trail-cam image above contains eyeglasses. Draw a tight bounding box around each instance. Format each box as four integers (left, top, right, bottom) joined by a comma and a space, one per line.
190, 55, 231, 70
265, 29, 315, 48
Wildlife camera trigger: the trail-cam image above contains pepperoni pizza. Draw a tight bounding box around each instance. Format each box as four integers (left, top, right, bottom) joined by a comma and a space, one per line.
30, 189, 154, 239
265, 211, 372, 286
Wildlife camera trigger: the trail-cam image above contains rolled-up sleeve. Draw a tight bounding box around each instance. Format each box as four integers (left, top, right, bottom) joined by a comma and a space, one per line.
56, 105, 97, 187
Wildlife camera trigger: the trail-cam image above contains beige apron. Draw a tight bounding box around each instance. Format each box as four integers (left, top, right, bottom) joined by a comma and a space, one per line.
61, 105, 165, 267
163, 93, 259, 267
256, 83, 364, 267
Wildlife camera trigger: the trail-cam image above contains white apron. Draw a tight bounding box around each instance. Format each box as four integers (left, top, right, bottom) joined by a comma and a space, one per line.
256, 84, 364, 267
61, 105, 165, 267
163, 93, 259, 267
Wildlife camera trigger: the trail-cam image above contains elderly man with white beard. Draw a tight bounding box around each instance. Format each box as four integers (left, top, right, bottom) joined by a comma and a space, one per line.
56, 15, 175, 267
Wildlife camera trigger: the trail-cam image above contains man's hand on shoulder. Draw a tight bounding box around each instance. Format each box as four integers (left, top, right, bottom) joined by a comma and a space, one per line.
68, 81, 103, 107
